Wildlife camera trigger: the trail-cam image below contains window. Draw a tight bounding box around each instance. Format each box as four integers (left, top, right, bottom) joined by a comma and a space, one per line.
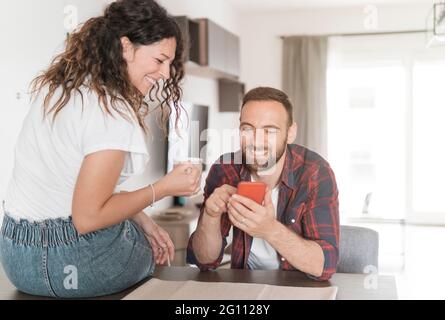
327, 34, 445, 223
328, 64, 407, 220
412, 61, 445, 214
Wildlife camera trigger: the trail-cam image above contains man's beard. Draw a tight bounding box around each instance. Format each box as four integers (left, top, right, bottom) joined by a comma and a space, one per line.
242, 139, 287, 173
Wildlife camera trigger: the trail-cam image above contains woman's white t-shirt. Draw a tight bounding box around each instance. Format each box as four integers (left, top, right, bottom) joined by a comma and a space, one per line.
3, 86, 149, 222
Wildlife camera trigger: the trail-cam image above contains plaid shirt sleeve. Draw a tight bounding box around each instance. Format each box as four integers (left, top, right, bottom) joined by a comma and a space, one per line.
186, 161, 233, 270
302, 162, 339, 281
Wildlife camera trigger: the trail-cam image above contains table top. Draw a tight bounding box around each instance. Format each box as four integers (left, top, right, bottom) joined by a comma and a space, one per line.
1, 265, 397, 300
149, 267, 397, 300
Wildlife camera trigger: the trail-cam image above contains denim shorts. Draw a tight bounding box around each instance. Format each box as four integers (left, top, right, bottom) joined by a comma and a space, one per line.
0, 213, 155, 298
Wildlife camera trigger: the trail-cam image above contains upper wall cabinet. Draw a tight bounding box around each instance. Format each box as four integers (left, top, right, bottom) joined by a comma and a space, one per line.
173, 16, 200, 65
175, 16, 240, 80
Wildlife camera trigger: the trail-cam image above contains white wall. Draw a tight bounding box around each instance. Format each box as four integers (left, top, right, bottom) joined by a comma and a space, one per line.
0, 0, 112, 212
239, 3, 433, 91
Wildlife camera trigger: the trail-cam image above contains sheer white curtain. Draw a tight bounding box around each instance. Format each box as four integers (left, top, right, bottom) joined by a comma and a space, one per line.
282, 36, 328, 158
327, 34, 410, 221
327, 32, 445, 223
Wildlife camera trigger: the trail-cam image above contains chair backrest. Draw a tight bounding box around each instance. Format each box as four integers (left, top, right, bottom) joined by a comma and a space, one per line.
337, 225, 379, 274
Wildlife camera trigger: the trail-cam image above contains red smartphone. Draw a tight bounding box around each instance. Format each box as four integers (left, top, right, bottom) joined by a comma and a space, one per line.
236, 181, 267, 205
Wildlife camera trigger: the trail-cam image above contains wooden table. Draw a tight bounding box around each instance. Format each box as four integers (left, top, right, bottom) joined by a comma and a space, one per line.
1, 265, 397, 300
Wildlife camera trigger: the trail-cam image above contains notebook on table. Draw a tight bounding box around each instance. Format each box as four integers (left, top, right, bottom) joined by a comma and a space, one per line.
123, 278, 338, 300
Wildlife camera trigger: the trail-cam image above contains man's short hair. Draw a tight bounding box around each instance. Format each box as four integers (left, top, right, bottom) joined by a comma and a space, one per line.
241, 87, 293, 126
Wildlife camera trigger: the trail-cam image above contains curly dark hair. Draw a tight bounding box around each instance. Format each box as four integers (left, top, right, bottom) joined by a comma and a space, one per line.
30, 0, 185, 134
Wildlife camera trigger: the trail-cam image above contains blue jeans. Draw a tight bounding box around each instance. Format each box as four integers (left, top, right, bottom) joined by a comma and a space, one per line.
0, 213, 155, 298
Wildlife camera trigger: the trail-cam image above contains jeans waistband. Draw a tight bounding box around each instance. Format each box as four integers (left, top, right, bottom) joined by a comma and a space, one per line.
1, 213, 80, 247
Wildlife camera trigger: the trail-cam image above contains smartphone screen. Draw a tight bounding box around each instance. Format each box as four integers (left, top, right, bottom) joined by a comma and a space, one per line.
236, 181, 267, 205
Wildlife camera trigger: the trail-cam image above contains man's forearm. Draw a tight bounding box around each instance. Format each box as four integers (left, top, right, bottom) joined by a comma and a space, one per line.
192, 209, 224, 264
265, 221, 325, 277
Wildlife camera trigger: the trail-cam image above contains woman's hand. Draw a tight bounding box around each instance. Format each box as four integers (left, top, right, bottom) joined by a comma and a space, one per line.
134, 213, 175, 265
156, 162, 202, 198
144, 223, 175, 265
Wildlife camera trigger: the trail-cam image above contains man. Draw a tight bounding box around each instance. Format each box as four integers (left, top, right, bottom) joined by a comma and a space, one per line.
186, 87, 339, 280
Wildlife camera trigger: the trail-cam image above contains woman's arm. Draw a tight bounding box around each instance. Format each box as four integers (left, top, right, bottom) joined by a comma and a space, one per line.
72, 149, 201, 235
72, 150, 167, 234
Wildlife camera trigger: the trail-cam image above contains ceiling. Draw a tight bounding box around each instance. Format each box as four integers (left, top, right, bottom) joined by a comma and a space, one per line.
224, 0, 435, 12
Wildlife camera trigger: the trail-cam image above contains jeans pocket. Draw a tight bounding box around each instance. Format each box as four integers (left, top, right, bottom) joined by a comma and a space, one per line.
0, 235, 52, 296
72, 222, 153, 296
123, 220, 147, 244
79, 222, 124, 245
126, 221, 152, 251
123, 220, 135, 243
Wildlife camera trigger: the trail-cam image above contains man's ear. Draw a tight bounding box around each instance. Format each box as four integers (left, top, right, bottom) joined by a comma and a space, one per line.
120, 36, 135, 63
287, 122, 297, 144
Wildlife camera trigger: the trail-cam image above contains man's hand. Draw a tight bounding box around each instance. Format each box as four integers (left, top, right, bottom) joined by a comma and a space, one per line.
227, 187, 279, 239
191, 184, 236, 265
204, 184, 237, 218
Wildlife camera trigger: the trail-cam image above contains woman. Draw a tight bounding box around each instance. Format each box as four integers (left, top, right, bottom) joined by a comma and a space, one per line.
0, 0, 201, 298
